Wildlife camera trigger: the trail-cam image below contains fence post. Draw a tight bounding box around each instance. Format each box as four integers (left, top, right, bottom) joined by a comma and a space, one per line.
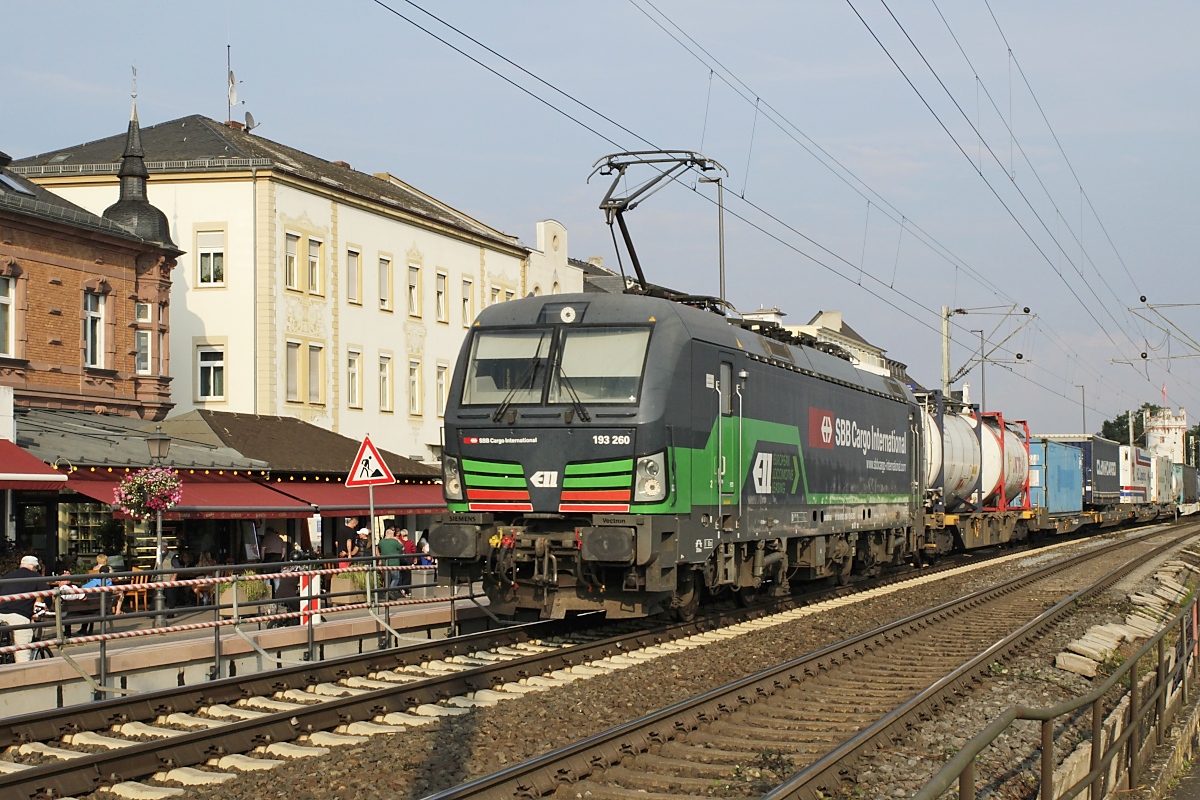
97, 590, 108, 700
1042, 718, 1054, 800
959, 759, 975, 800
1090, 696, 1103, 800
1157, 636, 1167, 746
1130, 655, 1141, 789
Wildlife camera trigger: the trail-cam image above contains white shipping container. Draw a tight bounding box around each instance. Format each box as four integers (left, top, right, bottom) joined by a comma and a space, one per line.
1119, 446, 1152, 503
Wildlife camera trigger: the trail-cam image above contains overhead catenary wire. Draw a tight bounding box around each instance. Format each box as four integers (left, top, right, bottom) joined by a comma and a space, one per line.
368, 0, 1185, 420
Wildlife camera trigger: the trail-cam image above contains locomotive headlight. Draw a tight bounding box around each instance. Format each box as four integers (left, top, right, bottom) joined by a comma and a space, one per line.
635, 452, 668, 502
443, 456, 464, 501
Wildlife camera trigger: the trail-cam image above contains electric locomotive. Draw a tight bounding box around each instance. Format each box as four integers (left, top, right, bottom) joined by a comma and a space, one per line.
428, 291, 923, 619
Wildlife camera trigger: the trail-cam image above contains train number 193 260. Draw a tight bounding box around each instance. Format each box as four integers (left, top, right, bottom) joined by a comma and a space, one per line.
593, 434, 632, 445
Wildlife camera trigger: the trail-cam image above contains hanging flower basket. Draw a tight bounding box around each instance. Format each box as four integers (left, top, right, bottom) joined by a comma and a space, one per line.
113, 467, 183, 521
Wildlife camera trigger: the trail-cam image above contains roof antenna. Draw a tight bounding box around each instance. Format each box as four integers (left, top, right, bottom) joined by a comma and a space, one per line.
226, 45, 242, 123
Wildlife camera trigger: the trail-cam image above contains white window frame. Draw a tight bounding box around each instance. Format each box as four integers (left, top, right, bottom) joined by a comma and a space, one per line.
407, 264, 421, 317
286, 341, 300, 402
197, 231, 226, 287
379, 257, 392, 310
462, 279, 473, 328
197, 346, 225, 400
490, 287, 500, 306
135, 330, 152, 375
347, 349, 361, 408
285, 234, 299, 290
346, 249, 361, 305
408, 358, 422, 415
505, 290, 515, 303
379, 355, 393, 412
307, 238, 322, 295
307, 343, 323, 404
0, 277, 12, 358
134, 302, 151, 322
436, 363, 448, 417
435, 272, 447, 323
84, 291, 104, 368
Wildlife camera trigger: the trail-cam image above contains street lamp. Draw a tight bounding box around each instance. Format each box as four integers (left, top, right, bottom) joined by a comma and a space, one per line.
1075, 385, 1086, 435
146, 425, 171, 627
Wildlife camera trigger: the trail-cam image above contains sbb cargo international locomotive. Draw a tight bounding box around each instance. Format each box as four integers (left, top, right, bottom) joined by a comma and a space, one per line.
428, 291, 1185, 619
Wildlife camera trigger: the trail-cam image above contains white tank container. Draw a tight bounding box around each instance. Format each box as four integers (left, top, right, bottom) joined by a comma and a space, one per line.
980, 420, 1030, 505
922, 408, 981, 510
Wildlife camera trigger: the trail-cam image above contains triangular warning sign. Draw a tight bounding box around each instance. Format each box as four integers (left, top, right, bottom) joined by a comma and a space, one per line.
345, 435, 396, 488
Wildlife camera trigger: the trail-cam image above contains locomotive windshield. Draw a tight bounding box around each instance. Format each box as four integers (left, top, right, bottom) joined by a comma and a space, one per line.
549, 327, 650, 404
462, 325, 651, 406
462, 329, 551, 405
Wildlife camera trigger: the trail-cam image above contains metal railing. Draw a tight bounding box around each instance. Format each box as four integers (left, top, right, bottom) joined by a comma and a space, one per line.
915, 593, 1198, 800
0, 554, 475, 699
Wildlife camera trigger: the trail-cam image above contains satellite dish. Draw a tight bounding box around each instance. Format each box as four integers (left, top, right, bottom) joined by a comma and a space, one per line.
245, 111, 258, 132
228, 84, 238, 107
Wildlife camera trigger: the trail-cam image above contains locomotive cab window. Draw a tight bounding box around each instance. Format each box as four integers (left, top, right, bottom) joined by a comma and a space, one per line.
720, 362, 733, 415
462, 329, 552, 405
549, 326, 650, 405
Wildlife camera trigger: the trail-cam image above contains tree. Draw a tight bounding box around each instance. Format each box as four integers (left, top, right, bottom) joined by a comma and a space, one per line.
1099, 403, 1162, 444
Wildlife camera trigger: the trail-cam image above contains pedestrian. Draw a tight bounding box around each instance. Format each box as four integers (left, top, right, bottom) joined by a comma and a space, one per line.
76, 566, 115, 635
261, 527, 286, 595
159, 544, 182, 612
397, 529, 417, 597
376, 525, 403, 599
340, 517, 361, 564
0, 556, 50, 663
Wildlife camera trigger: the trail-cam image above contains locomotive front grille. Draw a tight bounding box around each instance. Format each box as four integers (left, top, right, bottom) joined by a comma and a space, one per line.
463, 458, 532, 512
560, 459, 633, 513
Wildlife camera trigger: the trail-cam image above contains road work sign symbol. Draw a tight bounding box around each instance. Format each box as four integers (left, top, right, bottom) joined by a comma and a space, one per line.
345, 435, 396, 488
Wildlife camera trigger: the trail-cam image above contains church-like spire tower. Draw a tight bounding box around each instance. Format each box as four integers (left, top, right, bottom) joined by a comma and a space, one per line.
102, 97, 176, 248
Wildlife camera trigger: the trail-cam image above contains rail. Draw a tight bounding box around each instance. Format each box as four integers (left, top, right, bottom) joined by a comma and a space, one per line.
914, 573, 1198, 800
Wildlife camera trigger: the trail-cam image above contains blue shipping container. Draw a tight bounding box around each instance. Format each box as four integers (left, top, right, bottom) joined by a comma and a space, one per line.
1029, 439, 1084, 514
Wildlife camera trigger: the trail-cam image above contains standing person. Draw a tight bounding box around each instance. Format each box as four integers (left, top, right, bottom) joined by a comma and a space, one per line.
376, 525, 403, 599
159, 544, 182, 612
340, 517, 361, 565
261, 527, 286, 596
0, 556, 50, 663
397, 529, 417, 598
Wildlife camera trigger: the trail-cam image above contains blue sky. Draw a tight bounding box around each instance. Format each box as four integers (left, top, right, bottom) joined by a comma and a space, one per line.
5, 1, 1198, 434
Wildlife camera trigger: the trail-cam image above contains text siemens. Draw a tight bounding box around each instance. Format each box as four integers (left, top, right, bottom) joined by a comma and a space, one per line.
833, 419, 907, 456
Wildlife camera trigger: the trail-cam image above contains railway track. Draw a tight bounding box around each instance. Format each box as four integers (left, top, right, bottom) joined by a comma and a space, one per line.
0, 523, 1172, 799
421, 523, 1199, 800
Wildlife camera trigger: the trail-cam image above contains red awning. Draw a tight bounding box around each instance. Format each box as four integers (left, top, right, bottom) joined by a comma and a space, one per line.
0, 440, 69, 491
66, 472, 314, 520
269, 480, 446, 517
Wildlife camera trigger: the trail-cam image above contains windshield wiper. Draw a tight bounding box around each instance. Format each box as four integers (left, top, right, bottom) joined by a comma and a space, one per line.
555, 362, 592, 422
492, 333, 547, 422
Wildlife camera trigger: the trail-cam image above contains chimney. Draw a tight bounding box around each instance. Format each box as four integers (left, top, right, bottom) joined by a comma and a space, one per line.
333, 160, 352, 170
0, 151, 11, 169
224, 120, 246, 132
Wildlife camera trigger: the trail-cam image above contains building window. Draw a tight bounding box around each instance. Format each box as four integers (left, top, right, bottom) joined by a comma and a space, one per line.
436, 364, 448, 416
552, 281, 561, 295
490, 287, 500, 306
308, 239, 322, 295
286, 342, 300, 402
285, 234, 299, 290
347, 350, 361, 408
135, 330, 151, 375
157, 330, 164, 374
435, 273, 447, 322
408, 359, 421, 415
347, 250, 360, 304
379, 356, 392, 411
198, 347, 225, 399
84, 291, 104, 368
308, 344, 323, 403
379, 257, 391, 310
197, 231, 225, 286
462, 279, 473, 327
135, 302, 151, 322
505, 290, 515, 303
408, 265, 421, 316
0, 277, 11, 357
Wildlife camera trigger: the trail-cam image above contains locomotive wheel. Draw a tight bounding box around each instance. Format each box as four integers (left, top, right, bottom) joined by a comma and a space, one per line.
734, 583, 764, 607
673, 579, 701, 621
835, 556, 853, 586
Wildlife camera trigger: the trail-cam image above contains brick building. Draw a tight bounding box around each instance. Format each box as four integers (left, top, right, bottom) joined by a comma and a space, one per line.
0, 107, 179, 420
